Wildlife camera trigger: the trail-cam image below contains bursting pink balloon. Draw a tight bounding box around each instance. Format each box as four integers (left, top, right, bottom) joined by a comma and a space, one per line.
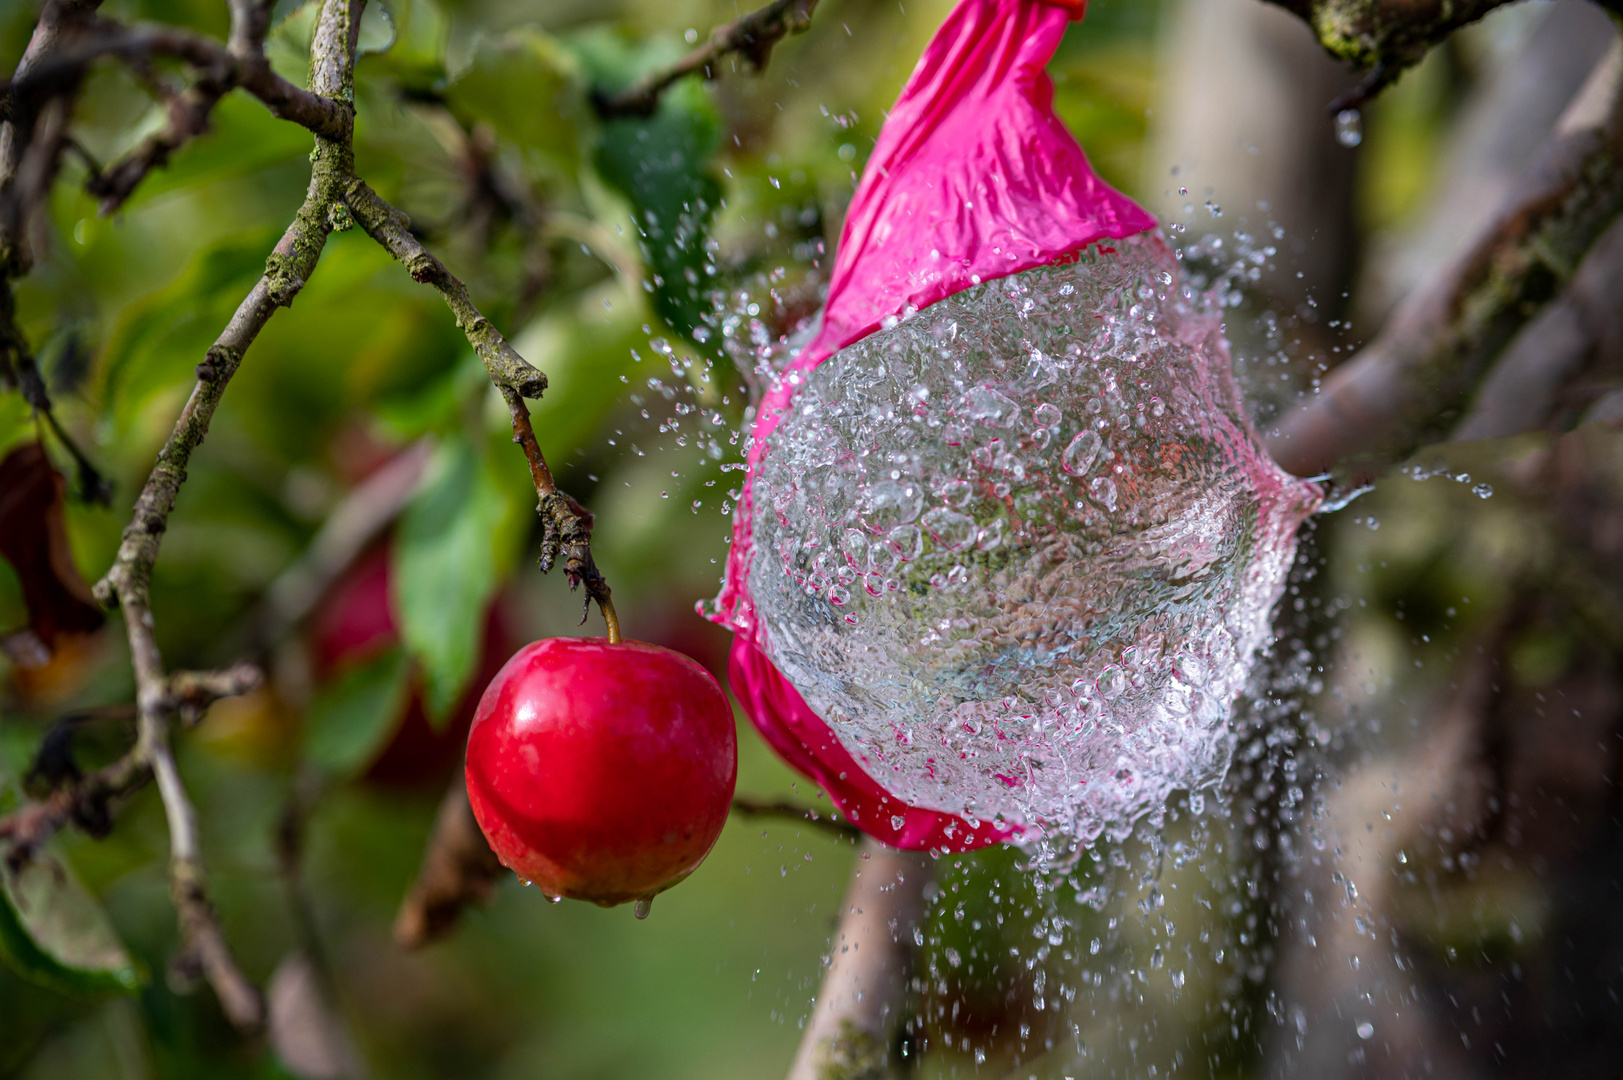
712, 0, 1320, 854
710, 0, 1158, 852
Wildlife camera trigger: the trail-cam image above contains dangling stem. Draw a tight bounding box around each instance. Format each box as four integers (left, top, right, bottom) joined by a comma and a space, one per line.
599, 595, 621, 645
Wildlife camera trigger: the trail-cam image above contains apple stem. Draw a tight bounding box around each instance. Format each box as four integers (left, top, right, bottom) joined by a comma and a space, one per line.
599, 595, 622, 645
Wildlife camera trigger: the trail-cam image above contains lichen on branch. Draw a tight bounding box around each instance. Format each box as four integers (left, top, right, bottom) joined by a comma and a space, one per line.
1264, 0, 1623, 109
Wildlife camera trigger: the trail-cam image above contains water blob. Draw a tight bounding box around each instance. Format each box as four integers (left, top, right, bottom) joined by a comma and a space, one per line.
708, 0, 1320, 852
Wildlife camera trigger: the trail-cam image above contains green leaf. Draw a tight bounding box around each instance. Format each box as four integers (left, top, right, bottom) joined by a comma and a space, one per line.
573, 31, 724, 356
392, 436, 516, 724
443, 28, 581, 181
304, 646, 413, 776
0, 854, 142, 997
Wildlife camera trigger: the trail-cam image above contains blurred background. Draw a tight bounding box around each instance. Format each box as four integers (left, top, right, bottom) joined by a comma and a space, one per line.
2, 0, 1621, 1077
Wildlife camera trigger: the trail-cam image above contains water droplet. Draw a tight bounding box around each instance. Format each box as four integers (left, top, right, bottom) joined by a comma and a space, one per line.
1335, 109, 1363, 148
1062, 430, 1102, 476
634, 898, 653, 919
860, 479, 923, 529
1089, 475, 1119, 512
1356, 1020, 1374, 1040
964, 386, 1021, 426
921, 506, 976, 552
887, 524, 923, 562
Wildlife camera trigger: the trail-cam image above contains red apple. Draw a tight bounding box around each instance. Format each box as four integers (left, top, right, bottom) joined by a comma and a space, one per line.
464, 637, 737, 909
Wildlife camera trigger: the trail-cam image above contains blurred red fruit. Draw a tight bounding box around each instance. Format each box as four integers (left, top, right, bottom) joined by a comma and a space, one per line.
309, 544, 512, 787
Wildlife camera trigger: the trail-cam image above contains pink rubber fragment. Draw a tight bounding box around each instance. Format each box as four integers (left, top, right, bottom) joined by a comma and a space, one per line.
714, 0, 1158, 852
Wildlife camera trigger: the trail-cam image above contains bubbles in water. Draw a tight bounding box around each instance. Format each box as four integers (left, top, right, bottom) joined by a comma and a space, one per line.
735, 233, 1321, 846
1335, 108, 1363, 148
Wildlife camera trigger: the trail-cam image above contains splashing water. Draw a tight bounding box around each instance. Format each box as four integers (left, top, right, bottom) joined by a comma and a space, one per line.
735, 233, 1320, 845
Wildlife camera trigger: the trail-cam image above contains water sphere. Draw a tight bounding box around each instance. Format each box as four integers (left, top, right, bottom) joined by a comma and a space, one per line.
736, 234, 1320, 844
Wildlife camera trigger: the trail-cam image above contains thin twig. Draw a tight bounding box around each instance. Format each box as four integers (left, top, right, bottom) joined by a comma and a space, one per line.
0, 749, 149, 868
0, 1, 104, 243
2, 22, 351, 146
393, 772, 504, 949
0, 281, 112, 501
591, 0, 820, 119
0, 4, 112, 497
0, 663, 257, 866
731, 797, 861, 841
341, 180, 618, 639
1, 0, 612, 1012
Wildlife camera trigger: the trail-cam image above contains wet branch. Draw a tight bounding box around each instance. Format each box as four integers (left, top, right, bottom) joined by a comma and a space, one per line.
592, 0, 821, 118
1267, 43, 1623, 483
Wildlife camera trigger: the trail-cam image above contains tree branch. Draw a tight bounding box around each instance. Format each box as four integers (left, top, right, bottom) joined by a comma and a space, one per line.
787, 840, 929, 1080
7, 0, 617, 1009
0, 660, 258, 859
1258, 0, 1623, 111
392, 772, 504, 949
73, 0, 364, 1034
1267, 43, 1623, 482
3, 17, 351, 218
1451, 212, 1623, 441
731, 797, 861, 841
0, 748, 149, 868
591, 0, 821, 118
